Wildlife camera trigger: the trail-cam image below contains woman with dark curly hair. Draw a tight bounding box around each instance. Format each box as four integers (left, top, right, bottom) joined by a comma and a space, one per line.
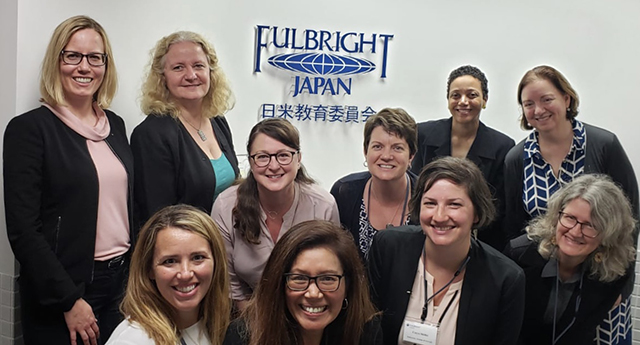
505, 174, 636, 344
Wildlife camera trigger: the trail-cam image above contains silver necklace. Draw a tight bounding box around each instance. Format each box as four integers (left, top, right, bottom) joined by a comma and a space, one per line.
181, 116, 207, 141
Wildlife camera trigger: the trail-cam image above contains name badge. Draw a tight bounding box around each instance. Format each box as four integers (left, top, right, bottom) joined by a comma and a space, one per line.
402, 319, 438, 345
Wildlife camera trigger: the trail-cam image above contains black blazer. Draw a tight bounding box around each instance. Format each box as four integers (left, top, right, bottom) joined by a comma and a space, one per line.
131, 114, 239, 226
368, 225, 525, 345
330, 171, 417, 258
3, 106, 134, 312
410, 118, 515, 249
223, 316, 383, 345
504, 235, 629, 345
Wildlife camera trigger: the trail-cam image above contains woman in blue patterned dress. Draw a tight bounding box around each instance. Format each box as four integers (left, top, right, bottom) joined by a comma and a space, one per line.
503, 65, 638, 344
331, 108, 418, 259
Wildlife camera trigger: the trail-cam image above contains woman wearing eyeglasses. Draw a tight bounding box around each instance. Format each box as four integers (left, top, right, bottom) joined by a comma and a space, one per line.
131, 31, 239, 227
3, 16, 133, 344
223, 220, 382, 345
504, 174, 635, 345
211, 118, 339, 311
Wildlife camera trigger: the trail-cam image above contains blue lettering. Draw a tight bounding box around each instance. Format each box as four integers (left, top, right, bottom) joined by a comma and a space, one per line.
379, 34, 394, 78
305, 30, 319, 50
359, 33, 376, 53
340, 32, 358, 53
272, 27, 289, 48
319, 30, 333, 51
291, 28, 304, 49
254, 25, 270, 72
321, 78, 335, 95
336, 78, 352, 95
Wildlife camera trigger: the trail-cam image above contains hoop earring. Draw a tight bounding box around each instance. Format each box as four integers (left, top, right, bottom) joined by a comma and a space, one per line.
594, 252, 604, 263
342, 298, 349, 310
363, 160, 368, 167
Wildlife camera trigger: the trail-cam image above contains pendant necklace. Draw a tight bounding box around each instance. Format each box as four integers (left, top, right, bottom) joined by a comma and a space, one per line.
367, 174, 410, 229
182, 116, 207, 141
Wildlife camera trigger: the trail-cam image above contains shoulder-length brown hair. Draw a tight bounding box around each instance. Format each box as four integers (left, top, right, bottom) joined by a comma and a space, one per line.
517, 65, 580, 130
242, 220, 378, 345
40, 15, 117, 108
233, 118, 314, 244
526, 174, 636, 282
363, 107, 418, 157
121, 204, 230, 345
140, 31, 234, 118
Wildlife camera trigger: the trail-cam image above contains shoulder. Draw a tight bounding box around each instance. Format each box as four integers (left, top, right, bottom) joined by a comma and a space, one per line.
7, 106, 53, 127
104, 109, 127, 132
375, 225, 424, 246
583, 122, 618, 143
132, 114, 180, 136
505, 139, 526, 163
299, 183, 336, 205
211, 115, 232, 129
473, 239, 524, 279
223, 318, 248, 345
331, 171, 370, 193
360, 315, 383, 345
212, 185, 240, 214
417, 118, 450, 133
105, 319, 154, 344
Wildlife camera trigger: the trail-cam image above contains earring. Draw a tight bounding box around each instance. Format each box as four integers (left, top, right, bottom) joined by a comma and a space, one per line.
594, 252, 604, 263
482, 105, 486, 109
363, 160, 368, 167
566, 107, 571, 112
342, 298, 349, 310
550, 236, 557, 246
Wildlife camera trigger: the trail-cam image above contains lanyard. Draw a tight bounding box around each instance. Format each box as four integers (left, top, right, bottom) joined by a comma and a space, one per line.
366, 173, 410, 228
420, 250, 470, 323
551, 260, 584, 345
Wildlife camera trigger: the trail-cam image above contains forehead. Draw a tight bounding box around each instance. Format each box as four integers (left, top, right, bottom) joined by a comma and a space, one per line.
369, 126, 405, 142
153, 227, 210, 255
164, 41, 207, 64
449, 75, 482, 92
65, 28, 104, 51
423, 178, 470, 198
250, 132, 295, 152
291, 247, 343, 273
521, 78, 562, 98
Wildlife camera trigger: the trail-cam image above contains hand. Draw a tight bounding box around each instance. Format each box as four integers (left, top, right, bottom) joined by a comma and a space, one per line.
63, 298, 100, 345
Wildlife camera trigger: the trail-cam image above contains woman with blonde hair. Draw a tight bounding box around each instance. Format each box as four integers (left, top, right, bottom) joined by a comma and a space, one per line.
4, 15, 133, 344
505, 174, 636, 344
132, 31, 238, 227
107, 204, 230, 345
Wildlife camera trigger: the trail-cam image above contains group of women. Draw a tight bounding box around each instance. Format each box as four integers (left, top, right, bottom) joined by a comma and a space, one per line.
3, 14, 638, 345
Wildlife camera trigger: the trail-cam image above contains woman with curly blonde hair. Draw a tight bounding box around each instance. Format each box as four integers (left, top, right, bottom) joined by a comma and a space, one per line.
505, 174, 636, 345
132, 31, 239, 227
107, 204, 230, 345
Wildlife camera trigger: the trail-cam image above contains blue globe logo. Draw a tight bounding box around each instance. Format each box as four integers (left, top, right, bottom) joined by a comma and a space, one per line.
267, 52, 376, 76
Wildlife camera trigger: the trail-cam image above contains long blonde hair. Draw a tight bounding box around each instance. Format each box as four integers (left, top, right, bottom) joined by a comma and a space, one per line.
121, 205, 230, 344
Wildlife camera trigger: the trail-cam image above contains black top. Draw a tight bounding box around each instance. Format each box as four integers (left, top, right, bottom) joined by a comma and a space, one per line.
330, 171, 417, 259
368, 225, 525, 345
410, 118, 515, 250
504, 234, 630, 345
3, 106, 134, 312
131, 114, 239, 226
223, 315, 383, 345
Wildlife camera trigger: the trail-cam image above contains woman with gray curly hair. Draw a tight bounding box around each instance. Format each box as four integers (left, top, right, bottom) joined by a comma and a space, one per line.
505, 174, 636, 345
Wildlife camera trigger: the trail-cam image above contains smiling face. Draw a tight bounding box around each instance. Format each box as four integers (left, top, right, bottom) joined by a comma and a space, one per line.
520, 78, 571, 133
250, 133, 301, 195
59, 28, 105, 105
420, 179, 476, 247
150, 227, 214, 325
556, 198, 602, 264
163, 41, 211, 109
285, 247, 346, 340
448, 75, 486, 125
365, 126, 413, 182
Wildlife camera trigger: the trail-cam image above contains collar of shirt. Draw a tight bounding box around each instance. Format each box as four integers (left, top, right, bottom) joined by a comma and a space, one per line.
523, 119, 586, 160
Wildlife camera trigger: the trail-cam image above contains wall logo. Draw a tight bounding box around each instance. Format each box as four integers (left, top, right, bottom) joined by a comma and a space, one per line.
254, 25, 393, 97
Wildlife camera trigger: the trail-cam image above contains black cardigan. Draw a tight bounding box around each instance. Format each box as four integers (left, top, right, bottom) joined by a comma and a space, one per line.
504, 235, 629, 345
503, 123, 639, 240
368, 225, 525, 345
131, 114, 239, 226
410, 118, 515, 249
3, 106, 134, 312
330, 171, 417, 258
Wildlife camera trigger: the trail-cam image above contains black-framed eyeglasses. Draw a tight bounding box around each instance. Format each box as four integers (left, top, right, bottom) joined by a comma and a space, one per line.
558, 212, 599, 239
250, 150, 298, 167
284, 273, 344, 292
60, 50, 107, 67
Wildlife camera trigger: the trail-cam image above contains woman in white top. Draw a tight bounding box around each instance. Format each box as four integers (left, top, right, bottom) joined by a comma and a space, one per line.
107, 205, 230, 345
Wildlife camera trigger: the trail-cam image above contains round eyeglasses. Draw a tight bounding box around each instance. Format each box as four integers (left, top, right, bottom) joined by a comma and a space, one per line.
250, 150, 298, 167
284, 273, 344, 292
558, 212, 599, 239
60, 50, 107, 67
